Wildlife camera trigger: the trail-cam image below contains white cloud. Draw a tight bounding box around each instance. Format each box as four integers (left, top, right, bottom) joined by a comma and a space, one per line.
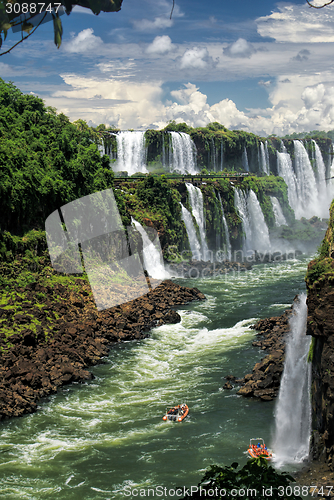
179, 47, 214, 69
132, 16, 173, 31
63, 28, 103, 53
224, 38, 256, 58
146, 36, 173, 55
257, 3, 334, 43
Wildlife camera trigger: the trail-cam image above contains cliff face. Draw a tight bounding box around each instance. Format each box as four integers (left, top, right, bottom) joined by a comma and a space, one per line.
306, 200, 334, 468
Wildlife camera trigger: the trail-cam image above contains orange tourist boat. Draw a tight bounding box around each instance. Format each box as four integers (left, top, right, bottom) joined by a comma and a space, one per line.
247, 438, 273, 460
163, 404, 189, 422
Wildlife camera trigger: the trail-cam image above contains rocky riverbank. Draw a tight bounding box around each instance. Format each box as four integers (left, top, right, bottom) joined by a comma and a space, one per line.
224, 303, 295, 400
0, 278, 205, 420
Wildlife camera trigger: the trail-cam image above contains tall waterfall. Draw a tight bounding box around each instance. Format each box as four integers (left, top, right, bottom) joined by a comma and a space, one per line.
131, 218, 169, 279
116, 131, 148, 175
293, 140, 319, 219
169, 132, 197, 174
260, 142, 269, 174
270, 196, 287, 226
180, 203, 201, 260
273, 294, 311, 466
235, 189, 271, 254
218, 192, 231, 260
242, 147, 249, 172
185, 183, 211, 261
277, 150, 299, 217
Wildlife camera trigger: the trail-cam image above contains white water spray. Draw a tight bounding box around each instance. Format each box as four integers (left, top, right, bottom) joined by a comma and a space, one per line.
270, 196, 287, 227
180, 203, 202, 260
260, 142, 269, 174
186, 183, 211, 261
273, 293, 311, 466
235, 189, 271, 254
131, 218, 169, 279
116, 131, 148, 175
242, 147, 249, 172
218, 192, 232, 260
169, 132, 197, 174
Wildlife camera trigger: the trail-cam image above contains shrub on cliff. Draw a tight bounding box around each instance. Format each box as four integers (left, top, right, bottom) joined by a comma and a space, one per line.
181, 458, 302, 500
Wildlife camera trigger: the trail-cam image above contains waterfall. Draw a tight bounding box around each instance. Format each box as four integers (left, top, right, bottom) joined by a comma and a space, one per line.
220, 141, 224, 171
131, 218, 169, 279
116, 131, 148, 175
273, 294, 311, 466
260, 142, 269, 174
218, 192, 231, 260
235, 189, 252, 253
235, 189, 271, 254
185, 183, 211, 261
169, 132, 197, 174
312, 140, 332, 218
293, 140, 319, 219
270, 196, 287, 226
242, 146, 249, 172
97, 139, 104, 157
180, 203, 201, 260
277, 151, 300, 218
210, 138, 219, 172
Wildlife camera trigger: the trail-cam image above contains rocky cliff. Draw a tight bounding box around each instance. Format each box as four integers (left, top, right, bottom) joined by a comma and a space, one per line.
306, 199, 334, 468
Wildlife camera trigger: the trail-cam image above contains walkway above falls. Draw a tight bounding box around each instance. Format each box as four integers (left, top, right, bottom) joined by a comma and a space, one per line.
113, 172, 250, 187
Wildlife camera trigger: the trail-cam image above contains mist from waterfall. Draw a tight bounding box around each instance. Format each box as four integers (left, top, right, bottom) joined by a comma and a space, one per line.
273, 293, 311, 467
270, 196, 287, 227
180, 203, 201, 260
169, 132, 197, 174
235, 189, 271, 254
116, 131, 148, 175
131, 218, 170, 279
218, 192, 232, 260
186, 183, 211, 261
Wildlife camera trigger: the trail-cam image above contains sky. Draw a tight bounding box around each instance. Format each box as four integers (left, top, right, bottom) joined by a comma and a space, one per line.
2, 0, 334, 136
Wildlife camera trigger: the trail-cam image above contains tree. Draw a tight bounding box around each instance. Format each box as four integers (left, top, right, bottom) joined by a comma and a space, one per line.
182, 458, 303, 500
0, 0, 123, 56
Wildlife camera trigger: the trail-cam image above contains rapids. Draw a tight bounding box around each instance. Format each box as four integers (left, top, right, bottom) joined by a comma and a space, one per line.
0, 257, 310, 499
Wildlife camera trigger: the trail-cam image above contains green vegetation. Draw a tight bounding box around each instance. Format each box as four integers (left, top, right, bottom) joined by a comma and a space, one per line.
305, 200, 334, 286
0, 79, 114, 233
182, 458, 302, 499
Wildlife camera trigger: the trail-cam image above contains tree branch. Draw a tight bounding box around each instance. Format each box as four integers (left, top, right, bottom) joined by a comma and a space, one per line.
170, 0, 175, 19
306, 0, 334, 8
0, 11, 47, 56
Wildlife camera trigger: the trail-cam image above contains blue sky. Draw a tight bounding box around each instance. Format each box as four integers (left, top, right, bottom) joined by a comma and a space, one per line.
2, 0, 334, 135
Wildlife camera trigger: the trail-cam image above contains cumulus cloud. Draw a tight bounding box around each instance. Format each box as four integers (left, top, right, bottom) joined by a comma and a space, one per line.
146, 35, 173, 55
224, 38, 256, 58
179, 47, 217, 70
257, 3, 334, 43
63, 28, 103, 53
132, 16, 173, 31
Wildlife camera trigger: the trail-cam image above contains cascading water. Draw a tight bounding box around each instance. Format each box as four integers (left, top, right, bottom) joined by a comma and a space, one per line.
169, 132, 197, 174
235, 189, 271, 254
242, 146, 249, 172
131, 218, 169, 279
273, 294, 311, 466
116, 131, 148, 175
312, 140, 332, 218
185, 183, 211, 261
220, 141, 224, 171
293, 140, 319, 219
260, 142, 269, 174
218, 192, 232, 260
277, 150, 299, 217
180, 203, 201, 260
270, 196, 287, 226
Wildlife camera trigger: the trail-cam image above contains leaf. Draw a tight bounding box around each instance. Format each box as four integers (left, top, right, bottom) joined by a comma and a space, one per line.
53, 15, 63, 48
22, 21, 34, 34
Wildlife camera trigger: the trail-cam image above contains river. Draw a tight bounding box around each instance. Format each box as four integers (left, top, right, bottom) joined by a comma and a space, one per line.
0, 256, 309, 499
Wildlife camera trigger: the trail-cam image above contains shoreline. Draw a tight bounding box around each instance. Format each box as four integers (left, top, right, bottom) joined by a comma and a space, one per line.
0, 278, 205, 420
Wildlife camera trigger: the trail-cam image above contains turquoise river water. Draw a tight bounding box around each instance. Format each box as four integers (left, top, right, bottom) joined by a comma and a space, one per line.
0, 257, 310, 499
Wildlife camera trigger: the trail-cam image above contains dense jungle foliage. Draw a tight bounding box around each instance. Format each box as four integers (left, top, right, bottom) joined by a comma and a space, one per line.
0, 79, 114, 233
